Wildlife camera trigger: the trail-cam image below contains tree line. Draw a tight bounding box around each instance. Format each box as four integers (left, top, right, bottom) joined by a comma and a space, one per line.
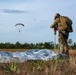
0, 41, 54, 49
0, 39, 76, 49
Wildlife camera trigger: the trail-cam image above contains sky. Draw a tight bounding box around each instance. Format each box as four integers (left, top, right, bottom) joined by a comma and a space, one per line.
0, 0, 76, 44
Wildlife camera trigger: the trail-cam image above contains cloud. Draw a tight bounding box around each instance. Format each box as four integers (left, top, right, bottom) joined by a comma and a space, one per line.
2, 9, 29, 14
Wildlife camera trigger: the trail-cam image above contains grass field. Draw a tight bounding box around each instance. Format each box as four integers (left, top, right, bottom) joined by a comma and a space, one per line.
0, 49, 28, 52
0, 49, 76, 75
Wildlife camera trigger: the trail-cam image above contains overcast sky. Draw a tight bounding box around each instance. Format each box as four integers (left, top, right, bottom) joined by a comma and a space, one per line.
0, 0, 76, 44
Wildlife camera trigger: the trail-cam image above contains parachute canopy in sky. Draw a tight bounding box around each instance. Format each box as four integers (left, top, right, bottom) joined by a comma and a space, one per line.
15, 23, 24, 26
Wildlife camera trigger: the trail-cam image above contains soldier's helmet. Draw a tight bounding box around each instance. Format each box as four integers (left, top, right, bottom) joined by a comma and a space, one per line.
54, 13, 60, 20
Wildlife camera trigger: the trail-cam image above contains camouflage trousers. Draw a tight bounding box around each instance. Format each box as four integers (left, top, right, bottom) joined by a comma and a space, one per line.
58, 30, 69, 55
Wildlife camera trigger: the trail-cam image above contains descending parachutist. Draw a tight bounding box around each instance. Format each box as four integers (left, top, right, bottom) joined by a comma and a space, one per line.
15, 23, 24, 32
19, 30, 20, 32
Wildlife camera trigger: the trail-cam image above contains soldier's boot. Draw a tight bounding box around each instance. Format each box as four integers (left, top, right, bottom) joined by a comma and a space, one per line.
65, 50, 69, 55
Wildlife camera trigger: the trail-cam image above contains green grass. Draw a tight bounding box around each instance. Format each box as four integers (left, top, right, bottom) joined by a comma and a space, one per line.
0, 55, 76, 75
2, 63, 19, 73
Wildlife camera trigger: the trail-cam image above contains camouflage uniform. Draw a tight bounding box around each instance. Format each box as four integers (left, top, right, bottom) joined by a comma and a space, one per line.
58, 30, 69, 55
50, 13, 72, 55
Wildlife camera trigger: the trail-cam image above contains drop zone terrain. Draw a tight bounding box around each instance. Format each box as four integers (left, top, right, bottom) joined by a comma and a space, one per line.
0, 49, 76, 75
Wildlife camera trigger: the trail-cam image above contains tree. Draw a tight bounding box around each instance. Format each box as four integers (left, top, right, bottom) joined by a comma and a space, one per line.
68, 39, 73, 46
68, 39, 73, 49
44, 42, 51, 49
15, 41, 21, 49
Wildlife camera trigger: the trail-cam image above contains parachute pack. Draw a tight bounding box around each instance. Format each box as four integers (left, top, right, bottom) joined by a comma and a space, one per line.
60, 16, 73, 32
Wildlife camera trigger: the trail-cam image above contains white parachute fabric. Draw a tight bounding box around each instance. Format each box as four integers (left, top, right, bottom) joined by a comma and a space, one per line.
0, 49, 69, 63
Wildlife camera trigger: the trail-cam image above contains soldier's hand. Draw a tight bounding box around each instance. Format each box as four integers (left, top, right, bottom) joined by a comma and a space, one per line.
50, 25, 53, 28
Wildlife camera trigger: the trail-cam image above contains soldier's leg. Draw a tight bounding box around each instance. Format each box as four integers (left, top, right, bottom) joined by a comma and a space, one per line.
58, 30, 69, 55
64, 39, 69, 55
58, 37, 65, 54
60, 44, 65, 54
63, 31, 69, 55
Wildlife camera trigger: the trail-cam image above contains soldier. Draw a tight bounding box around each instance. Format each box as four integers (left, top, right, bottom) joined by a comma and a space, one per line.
50, 13, 73, 55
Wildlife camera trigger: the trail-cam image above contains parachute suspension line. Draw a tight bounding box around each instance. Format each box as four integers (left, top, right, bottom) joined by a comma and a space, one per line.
54, 34, 59, 54
54, 34, 56, 51
54, 28, 56, 51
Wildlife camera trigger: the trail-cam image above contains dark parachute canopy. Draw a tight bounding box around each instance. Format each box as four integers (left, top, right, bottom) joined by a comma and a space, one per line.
15, 23, 24, 32
15, 23, 24, 26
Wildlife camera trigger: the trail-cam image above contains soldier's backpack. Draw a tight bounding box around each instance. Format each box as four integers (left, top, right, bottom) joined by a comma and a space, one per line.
60, 16, 73, 32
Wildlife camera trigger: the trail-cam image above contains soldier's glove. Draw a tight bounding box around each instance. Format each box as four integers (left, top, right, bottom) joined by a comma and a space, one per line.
50, 25, 53, 28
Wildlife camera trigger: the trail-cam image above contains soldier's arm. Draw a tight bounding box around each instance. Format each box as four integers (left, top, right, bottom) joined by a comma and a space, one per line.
50, 20, 57, 28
